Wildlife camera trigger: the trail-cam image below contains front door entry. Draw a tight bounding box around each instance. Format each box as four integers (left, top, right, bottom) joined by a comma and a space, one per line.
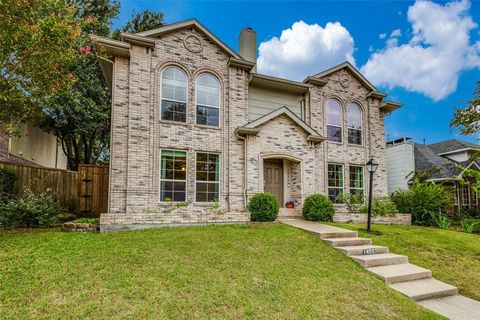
264, 159, 284, 206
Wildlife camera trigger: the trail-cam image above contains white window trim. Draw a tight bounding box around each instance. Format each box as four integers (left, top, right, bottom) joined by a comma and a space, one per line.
325, 98, 343, 143
194, 151, 221, 203
349, 165, 364, 197
327, 163, 345, 202
160, 66, 188, 122
158, 148, 188, 203
195, 73, 221, 127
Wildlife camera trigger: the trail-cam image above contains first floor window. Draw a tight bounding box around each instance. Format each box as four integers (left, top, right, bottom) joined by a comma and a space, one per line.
328, 164, 344, 203
349, 166, 364, 198
462, 185, 471, 207
453, 184, 459, 206
160, 150, 187, 201
196, 153, 220, 202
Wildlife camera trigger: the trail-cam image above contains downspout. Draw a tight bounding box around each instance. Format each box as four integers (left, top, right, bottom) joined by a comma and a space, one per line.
235, 132, 248, 209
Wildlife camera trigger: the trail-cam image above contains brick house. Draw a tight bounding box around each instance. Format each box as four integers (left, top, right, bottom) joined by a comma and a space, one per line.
94, 19, 401, 231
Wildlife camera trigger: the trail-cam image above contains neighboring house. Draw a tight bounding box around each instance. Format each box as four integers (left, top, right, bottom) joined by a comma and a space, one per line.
0, 123, 67, 169
94, 19, 401, 230
386, 137, 479, 214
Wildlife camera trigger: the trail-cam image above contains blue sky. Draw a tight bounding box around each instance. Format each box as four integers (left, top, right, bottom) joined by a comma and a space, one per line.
114, 0, 480, 144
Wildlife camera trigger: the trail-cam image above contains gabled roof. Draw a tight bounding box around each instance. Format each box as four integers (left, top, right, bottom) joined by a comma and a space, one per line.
428, 139, 479, 155
235, 106, 325, 143
309, 61, 380, 93
135, 19, 242, 59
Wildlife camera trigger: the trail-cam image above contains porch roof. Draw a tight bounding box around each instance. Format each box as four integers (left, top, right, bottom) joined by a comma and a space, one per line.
235, 106, 325, 143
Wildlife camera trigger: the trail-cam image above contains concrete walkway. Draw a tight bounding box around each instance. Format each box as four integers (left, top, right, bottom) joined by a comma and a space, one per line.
280, 218, 480, 320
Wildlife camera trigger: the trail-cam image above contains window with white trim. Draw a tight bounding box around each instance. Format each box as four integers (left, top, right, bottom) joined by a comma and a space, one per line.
328, 164, 344, 203
347, 103, 362, 145
196, 153, 220, 202
161, 66, 187, 122
453, 184, 459, 206
326, 99, 342, 142
349, 166, 364, 198
196, 74, 220, 126
462, 185, 470, 207
160, 150, 187, 202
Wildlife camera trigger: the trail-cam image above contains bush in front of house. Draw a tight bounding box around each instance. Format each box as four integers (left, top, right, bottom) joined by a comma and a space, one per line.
248, 193, 280, 222
302, 194, 335, 222
359, 196, 398, 216
0, 168, 16, 203
0, 189, 63, 229
390, 180, 451, 225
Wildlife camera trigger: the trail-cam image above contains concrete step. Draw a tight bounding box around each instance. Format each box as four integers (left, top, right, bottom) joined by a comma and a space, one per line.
278, 208, 302, 218
323, 237, 371, 247
367, 263, 432, 284
419, 295, 480, 320
390, 278, 458, 301
336, 245, 389, 256
351, 253, 408, 268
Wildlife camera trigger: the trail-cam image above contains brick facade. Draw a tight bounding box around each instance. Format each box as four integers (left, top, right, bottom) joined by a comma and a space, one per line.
100, 24, 391, 231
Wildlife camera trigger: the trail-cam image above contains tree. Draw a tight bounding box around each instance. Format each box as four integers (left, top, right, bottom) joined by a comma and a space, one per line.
451, 80, 480, 194
0, 0, 87, 135
451, 80, 480, 136
41, 7, 164, 170
112, 9, 164, 39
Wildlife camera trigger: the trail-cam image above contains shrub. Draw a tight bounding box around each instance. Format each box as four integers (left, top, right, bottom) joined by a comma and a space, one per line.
302, 194, 335, 222
433, 213, 451, 230
360, 196, 398, 216
0, 168, 16, 203
340, 193, 364, 213
462, 207, 480, 219
248, 193, 279, 222
0, 189, 63, 229
460, 219, 479, 233
391, 181, 451, 225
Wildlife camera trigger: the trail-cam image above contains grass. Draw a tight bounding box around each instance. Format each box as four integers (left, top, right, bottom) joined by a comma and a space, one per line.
331, 223, 480, 301
0, 224, 441, 319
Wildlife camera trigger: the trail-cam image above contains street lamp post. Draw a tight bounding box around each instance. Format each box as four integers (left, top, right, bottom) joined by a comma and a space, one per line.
366, 158, 379, 233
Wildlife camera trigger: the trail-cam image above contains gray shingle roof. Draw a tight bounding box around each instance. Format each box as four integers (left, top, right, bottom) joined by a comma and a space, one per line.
428, 139, 479, 154
413, 139, 480, 180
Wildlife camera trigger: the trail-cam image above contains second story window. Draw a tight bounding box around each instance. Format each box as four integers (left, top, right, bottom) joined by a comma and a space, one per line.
347, 103, 362, 145
196, 74, 220, 126
161, 66, 187, 123
326, 99, 342, 142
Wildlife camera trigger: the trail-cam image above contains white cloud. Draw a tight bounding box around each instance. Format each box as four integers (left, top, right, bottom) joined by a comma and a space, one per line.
379, 32, 387, 39
390, 29, 402, 37
256, 21, 355, 81
362, 0, 480, 101
386, 38, 399, 48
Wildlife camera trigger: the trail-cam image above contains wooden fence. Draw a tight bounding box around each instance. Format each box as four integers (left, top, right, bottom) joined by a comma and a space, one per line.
78, 164, 109, 217
0, 162, 79, 212
0, 162, 109, 217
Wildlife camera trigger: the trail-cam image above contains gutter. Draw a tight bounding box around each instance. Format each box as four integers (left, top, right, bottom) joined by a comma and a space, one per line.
235, 132, 248, 210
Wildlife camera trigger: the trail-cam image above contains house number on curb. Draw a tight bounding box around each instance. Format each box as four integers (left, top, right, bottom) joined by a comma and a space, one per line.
363, 248, 376, 255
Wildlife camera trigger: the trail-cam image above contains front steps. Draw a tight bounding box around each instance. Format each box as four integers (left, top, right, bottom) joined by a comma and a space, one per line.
278, 219, 480, 319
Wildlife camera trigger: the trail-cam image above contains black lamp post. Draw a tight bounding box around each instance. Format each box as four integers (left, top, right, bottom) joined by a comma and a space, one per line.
366, 158, 379, 233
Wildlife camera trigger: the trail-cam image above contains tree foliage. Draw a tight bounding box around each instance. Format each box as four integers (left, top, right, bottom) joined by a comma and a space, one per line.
121, 10, 164, 34
0, 0, 87, 135
451, 80, 480, 136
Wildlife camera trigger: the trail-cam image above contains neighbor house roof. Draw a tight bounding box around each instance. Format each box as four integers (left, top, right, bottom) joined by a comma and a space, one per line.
413, 139, 480, 181
428, 139, 479, 155
235, 106, 325, 143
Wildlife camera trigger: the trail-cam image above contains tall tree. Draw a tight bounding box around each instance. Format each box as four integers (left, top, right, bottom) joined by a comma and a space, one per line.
41, 7, 164, 170
451, 80, 480, 136
0, 0, 87, 135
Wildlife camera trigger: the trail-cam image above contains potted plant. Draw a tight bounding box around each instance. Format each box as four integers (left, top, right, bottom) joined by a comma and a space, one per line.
285, 200, 295, 209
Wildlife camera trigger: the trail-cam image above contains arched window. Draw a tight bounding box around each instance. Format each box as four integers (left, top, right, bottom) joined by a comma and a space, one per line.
347, 103, 362, 145
161, 66, 187, 122
196, 73, 220, 127
326, 99, 342, 142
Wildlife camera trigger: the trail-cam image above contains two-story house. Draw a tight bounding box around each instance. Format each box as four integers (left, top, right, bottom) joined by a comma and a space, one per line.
94, 19, 401, 231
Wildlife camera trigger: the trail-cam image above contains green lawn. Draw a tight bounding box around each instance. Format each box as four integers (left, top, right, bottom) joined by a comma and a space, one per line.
331, 223, 480, 301
0, 224, 440, 319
